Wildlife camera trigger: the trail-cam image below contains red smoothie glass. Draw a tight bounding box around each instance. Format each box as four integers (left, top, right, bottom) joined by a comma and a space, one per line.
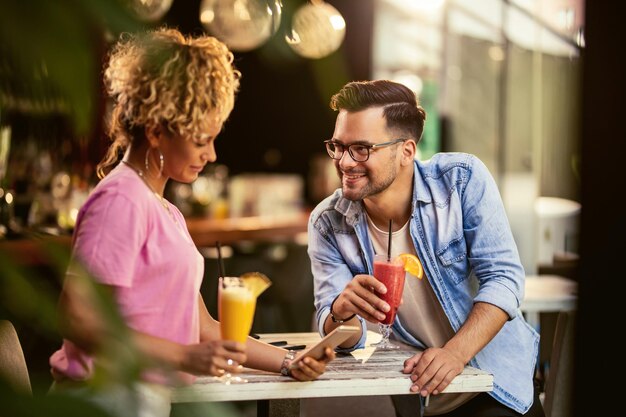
372, 254, 405, 349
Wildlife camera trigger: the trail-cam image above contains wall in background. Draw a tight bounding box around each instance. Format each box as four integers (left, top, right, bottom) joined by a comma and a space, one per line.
165, 0, 375, 205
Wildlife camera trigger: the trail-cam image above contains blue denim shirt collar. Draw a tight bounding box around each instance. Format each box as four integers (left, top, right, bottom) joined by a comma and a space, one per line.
412, 161, 434, 204
333, 195, 361, 226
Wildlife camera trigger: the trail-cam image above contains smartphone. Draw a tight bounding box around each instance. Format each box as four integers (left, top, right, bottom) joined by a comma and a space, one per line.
288, 325, 360, 369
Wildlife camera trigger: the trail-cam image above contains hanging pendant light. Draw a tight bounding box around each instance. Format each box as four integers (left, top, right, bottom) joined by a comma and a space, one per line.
127, 0, 174, 22
200, 0, 283, 52
285, 0, 346, 59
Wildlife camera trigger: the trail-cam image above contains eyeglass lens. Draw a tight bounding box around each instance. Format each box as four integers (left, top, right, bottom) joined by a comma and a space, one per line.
326, 142, 370, 161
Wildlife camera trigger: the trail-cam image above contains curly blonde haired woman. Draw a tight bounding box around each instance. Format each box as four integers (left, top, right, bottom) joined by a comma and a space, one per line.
49, 27, 334, 417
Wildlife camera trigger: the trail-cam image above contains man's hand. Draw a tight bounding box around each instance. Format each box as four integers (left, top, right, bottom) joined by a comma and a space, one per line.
402, 347, 465, 397
402, 302, 508, 397
333, 274, 390, 323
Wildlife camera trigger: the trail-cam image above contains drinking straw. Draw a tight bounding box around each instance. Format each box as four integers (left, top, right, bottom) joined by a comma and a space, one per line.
216, 241, 225, 278
387, 219, 393, 262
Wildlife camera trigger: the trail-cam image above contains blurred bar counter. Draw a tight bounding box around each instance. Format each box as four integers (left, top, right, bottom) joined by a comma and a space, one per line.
186, 211, 309, 247
0, 234, 72, 267
0, 211, 311, 266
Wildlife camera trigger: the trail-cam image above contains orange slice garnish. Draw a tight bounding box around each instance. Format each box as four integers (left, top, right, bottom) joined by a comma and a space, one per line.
397, 253, 424, 279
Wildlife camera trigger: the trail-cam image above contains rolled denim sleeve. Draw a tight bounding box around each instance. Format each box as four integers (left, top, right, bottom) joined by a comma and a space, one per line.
462, 156, 525, 319
307, 207, 367, 351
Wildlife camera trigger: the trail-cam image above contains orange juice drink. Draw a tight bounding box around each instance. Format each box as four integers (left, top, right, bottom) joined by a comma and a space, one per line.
219, 285, 256, 343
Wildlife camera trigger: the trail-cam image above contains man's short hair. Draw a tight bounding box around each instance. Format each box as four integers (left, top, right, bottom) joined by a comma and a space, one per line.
330, 79, 426, 142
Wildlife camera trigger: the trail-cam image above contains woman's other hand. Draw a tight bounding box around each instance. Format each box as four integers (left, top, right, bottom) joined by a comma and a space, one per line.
181, 340, 247, 377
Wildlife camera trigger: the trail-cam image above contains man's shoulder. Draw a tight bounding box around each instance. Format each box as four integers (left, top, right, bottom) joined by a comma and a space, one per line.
310, 189, 343, 220
413, 153, 491, 200
416, 152, 493, 181
416, 152, 476, 173
308, 189, 361, 238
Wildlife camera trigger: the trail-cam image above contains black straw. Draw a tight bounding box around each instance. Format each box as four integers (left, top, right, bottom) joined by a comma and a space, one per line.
387, 219, 393, 262
216, 241, 225, 278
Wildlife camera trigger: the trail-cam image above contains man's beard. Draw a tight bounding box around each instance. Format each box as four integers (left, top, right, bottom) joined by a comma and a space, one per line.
338, 166, 397, 201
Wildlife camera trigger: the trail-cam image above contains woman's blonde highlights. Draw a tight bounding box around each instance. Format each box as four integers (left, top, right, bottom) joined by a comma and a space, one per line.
97, 27, 240, 178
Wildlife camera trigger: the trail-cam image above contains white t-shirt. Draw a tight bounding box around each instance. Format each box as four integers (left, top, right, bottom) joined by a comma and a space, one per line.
366, 214, 477, 415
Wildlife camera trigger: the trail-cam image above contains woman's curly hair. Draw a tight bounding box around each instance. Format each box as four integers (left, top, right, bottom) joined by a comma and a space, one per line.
97, 27, 241, 178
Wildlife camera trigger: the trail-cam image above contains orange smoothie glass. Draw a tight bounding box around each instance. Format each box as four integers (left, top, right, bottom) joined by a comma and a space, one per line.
372, 254, 405, 350
217, 277, 256, 383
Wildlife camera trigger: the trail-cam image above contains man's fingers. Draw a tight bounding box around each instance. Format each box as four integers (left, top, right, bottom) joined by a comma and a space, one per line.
343, 278, 389, 320
414, 360, 445, 397
403, 354, 421, 373
432, 369, 456, 395
355, 276, 391, 313
336, 275, 390, 323
347, 293, 386, 322
356, 275, 387, 295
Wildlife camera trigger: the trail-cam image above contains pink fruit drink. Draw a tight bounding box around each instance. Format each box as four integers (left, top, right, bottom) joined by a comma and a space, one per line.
374, 258, 405, 325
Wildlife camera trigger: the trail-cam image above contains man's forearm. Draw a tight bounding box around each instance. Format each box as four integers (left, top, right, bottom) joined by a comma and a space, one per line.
443, 301, 508, 364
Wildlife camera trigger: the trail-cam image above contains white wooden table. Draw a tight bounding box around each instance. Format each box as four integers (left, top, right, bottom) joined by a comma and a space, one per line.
172, 331, 493, 417
521, 275, 578, 328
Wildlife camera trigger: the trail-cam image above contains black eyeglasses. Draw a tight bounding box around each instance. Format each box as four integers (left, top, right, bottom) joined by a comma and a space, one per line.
324, 139, 407, 162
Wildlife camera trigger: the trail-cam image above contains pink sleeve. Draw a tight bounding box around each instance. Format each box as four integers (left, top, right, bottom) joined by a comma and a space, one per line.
70, 190, 146, 288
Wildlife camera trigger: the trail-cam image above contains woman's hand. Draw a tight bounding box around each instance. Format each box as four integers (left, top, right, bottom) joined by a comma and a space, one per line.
181, 340, 247, 377
288, 347, 336, 381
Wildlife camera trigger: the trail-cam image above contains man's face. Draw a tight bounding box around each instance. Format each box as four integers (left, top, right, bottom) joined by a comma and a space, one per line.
332, 107, 401, 201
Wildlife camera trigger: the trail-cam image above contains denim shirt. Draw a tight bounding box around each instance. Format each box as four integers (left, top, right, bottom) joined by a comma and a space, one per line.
308, 153, 539, 414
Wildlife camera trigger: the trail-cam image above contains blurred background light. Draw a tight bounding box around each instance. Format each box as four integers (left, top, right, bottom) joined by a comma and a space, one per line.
285, 0, 346, 59
386, 0, 445, 15
199, 0, 283, 52
390, 70, 424, 96
488, 45, 505, 61
127, 0, 174, 22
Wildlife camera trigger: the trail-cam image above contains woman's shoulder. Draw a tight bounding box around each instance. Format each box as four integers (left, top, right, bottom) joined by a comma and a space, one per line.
85, 164, 152, 210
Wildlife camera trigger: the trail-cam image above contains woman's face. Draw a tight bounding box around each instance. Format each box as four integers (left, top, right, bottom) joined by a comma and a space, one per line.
158, 123, 223, 184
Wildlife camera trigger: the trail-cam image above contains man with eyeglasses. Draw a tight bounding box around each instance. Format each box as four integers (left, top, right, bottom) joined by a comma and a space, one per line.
308, 80, 544, 417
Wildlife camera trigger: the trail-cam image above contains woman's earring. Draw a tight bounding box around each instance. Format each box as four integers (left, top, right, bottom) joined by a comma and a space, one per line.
145, 147, 164, 178
144, 148, 150, 175
156, 148, 164, 178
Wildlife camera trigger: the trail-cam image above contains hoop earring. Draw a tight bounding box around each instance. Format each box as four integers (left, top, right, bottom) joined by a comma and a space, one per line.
145, 147, 164, 179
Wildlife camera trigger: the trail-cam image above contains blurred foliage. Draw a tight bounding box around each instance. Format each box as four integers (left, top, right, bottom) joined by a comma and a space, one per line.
0, 238, 141, 409
0, 1, 240, 415
0, 0, 142, 135
0, 236, 240, 416
0, 376, 114, 417
0, 238, 66, 338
